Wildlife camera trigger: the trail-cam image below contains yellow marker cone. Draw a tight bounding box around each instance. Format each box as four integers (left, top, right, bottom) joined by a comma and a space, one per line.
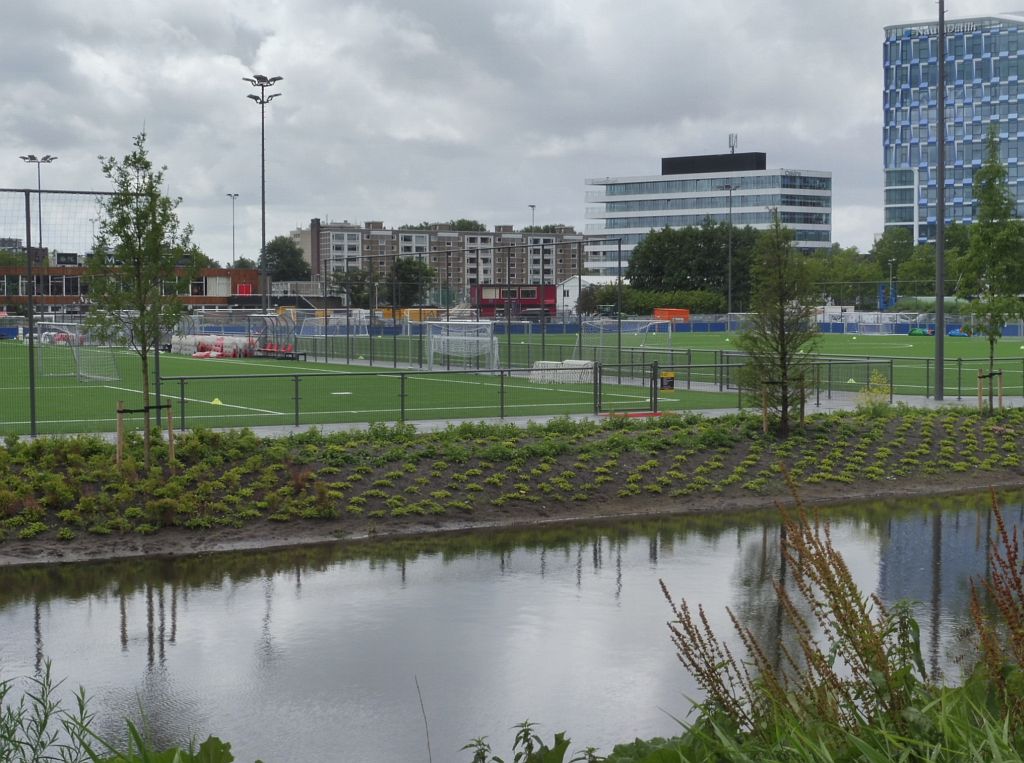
211, 398, 223, 405
847, 378, 856, 384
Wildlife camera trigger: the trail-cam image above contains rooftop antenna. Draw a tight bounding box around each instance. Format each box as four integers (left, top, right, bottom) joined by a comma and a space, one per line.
728, 133, 738, 154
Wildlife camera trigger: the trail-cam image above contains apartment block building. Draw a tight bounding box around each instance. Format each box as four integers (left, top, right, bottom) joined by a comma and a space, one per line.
290, 220, 586, 302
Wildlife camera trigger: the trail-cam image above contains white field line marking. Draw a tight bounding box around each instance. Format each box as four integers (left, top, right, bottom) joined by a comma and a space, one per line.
102, 385, 283, 415
393, 373, 650, 399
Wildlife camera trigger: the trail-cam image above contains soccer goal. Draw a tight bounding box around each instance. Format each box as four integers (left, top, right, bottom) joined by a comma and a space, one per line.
425, 321, 500, 370
297, 311, 370, 338
582, 318, 671, 344
34, 321, 121, 383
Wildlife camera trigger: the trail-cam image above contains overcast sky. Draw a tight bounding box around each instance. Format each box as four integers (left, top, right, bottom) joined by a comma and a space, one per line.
0, 1, 1009, 265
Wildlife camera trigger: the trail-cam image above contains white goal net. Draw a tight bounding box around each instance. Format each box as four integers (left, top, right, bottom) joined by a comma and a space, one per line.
297, 311, 370, 338
34, 321, 121, 383
581, 318, 671, 346
529, 359, 594, 384
425, 321, 500, 370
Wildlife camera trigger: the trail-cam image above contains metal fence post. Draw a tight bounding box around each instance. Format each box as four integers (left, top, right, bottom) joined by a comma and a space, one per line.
499, 369, 505, 419
651, 361, 658, 413
293, 376, 300, 426
925, 358, 931, 398
957, 357, 963, 400
178, 379, 187, 430
400, 373, 406, 423
889, 359, 894, 405
593, 362, 601, 414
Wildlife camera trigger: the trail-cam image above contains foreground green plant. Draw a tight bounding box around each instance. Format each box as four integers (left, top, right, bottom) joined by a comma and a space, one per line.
0, 662, 256, 763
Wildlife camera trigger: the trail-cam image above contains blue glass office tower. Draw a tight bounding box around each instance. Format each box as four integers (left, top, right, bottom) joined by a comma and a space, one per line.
884, 14, 1024, 243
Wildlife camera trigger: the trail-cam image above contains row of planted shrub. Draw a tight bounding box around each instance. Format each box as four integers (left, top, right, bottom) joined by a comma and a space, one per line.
2, 406, 1024, 544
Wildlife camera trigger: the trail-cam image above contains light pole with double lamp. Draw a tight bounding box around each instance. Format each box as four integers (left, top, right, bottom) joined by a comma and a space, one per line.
19, 154, 57, 437
243, 74, 282, 312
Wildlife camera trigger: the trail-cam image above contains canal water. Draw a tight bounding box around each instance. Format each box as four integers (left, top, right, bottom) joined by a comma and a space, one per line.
0, 494, 1015, 762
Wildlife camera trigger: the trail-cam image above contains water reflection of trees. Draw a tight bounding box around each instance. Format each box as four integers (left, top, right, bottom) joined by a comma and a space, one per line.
5, 493, 1020, 683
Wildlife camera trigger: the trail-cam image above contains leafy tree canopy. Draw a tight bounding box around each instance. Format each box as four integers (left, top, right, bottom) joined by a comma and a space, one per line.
736, 214, 819, 436
869, 226, 914, 275
957, 127, 1024, 409
398, 219, 487, 232
232, 257, 258, 270
388, 257, 436, 307
85, 131, 197, 465
625, 220, 758, 311
263, 236, 310, 281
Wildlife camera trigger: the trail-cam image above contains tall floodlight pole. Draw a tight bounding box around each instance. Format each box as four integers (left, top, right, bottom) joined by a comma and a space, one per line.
888, 258, 896, 304
718, 183, 738, 321
934, 0, 946, 399
244, 74, 282, 312
19, 154, 56, 437
226, 193, 239, 267
528, 204, 535, 228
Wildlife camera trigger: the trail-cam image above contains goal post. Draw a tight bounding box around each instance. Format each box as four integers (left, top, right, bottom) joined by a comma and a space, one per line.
34, 321, 121, 383
424, 320, 500, 370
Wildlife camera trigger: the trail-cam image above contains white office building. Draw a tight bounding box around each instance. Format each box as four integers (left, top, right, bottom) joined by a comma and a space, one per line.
584, 152, 832, 275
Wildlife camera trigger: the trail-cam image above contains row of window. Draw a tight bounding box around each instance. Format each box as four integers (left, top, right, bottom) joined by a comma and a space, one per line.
601, 175, 831, 196
884, 56, 1024, 89
886, 82, 1024, 112
601, 211, 831, 229
600, 193, 829, 213
885, 119, 1024, 146
886, 25, 1024, 63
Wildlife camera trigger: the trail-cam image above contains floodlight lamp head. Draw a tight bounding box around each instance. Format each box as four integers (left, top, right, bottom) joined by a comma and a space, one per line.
20, 154, 36, 162
247, 94, 261, 103
40, 155, 57, 163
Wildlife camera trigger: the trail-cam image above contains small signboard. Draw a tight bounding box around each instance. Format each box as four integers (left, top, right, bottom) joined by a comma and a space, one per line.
659, 371, 675, 390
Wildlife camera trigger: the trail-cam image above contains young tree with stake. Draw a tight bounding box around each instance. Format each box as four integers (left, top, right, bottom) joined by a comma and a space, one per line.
85, 132, 199, 466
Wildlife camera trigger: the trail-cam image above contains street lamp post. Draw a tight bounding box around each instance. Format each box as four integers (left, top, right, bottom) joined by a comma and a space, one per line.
19, 154, 56, 438
528, 204, 535, 229
888, 258, 896, 307
226, 193, 239, 267
718, 183, 738, 321
244, 74, 282, 312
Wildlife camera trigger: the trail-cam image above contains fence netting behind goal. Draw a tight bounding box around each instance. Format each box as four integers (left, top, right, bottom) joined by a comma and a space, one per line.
425, 321, 500, 369
35, 321, 121, 383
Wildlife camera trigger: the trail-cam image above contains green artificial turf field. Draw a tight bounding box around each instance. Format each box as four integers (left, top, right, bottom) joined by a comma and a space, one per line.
2, 327, 1019, 436
0, 338, 737, 436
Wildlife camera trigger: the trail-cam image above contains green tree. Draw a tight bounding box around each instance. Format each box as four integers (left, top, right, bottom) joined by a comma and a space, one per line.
736, 213, 819, 437
626, 221, 757, 310
958, 127, 1024, 412
399, 219, 488, 232
0, 251, 25, 267
388, 257, 435, 307
232, 256, 258, 270
84, 132, 198, 467
869, 226, 914, 276
332, 268, 373, 309
805, 245, 880, 309
263, 236, 310, 281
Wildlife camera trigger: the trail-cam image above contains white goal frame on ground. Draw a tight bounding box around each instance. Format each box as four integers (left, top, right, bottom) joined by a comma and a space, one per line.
298, 311, 370, 338
529, 359, 595, 384
34, 321, 121, 383
581, 318, 671, 345
424, 320, 500, 370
